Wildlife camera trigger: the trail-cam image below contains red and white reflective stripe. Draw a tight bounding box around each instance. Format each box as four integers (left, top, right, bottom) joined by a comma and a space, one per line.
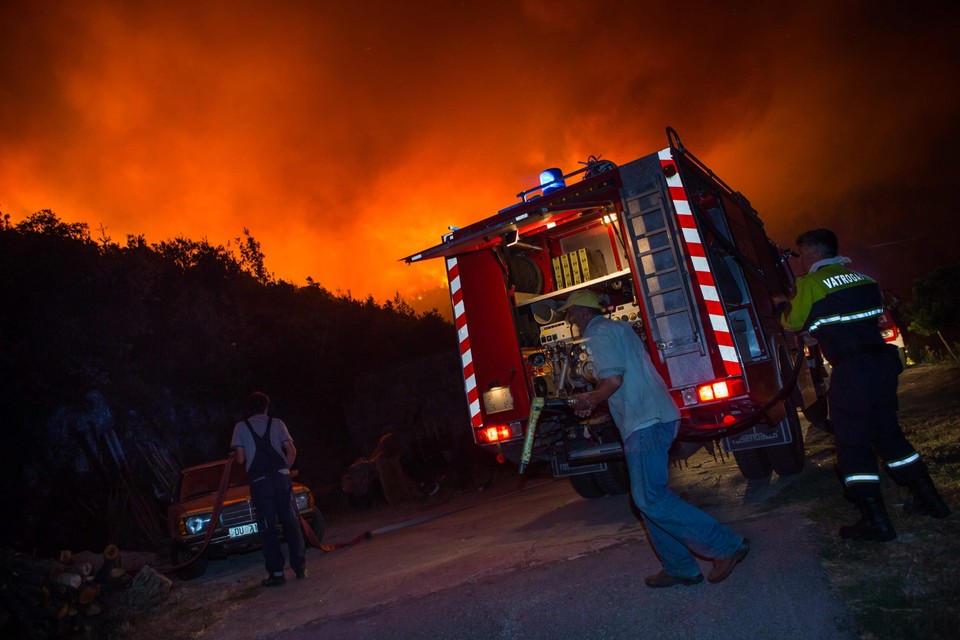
658, 148, 742, 376
446, 257, 483, 429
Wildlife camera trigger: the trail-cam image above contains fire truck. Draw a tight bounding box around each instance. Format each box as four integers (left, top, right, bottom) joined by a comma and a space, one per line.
403, 128, 814, 496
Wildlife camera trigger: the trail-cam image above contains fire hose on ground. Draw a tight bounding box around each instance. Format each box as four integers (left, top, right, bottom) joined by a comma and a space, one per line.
160, 454, 236, 575
163, 456, 555, 574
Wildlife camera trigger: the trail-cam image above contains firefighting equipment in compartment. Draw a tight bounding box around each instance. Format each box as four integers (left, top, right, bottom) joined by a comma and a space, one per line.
551, 249, 608, 289
519, 397, 545, 474
508, 254, 544, 294
532, 300, 558, 325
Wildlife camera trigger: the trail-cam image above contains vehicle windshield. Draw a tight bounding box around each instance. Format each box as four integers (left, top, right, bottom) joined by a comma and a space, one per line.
179, 461, 250, 501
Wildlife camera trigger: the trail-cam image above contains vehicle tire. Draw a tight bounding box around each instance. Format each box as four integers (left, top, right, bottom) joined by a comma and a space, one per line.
765, 400, 806, 476
172, 545, 208, 580
569, 472, 605, 499
591, 462, 630, 495
732, 448, 773, 480
310, 507, 325, 542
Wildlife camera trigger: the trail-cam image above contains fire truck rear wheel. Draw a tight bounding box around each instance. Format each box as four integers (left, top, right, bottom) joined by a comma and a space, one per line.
591, 463, 630, 496
569, 473, 605, 499
732, 448, 773, 480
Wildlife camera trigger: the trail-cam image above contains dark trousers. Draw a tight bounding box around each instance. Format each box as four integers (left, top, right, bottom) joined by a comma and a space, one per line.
250, 473, 306, 576
829, 347, 926, 497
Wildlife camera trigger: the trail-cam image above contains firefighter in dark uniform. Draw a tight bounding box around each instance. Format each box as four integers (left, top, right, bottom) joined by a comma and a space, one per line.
778, 229, 950, 541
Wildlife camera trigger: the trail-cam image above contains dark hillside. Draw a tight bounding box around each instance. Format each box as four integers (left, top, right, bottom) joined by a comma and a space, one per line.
0, 211, 463, 554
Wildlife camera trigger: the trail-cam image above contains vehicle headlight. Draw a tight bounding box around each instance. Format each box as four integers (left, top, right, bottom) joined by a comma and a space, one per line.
294, 492, 311, 511
183, 513, 213, 535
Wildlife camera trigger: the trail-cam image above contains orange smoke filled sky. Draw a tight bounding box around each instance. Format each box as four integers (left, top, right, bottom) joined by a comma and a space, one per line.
2, 1, 959, 318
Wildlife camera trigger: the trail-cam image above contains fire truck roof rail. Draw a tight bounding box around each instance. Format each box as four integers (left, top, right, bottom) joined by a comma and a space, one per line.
666, 126, 755, 215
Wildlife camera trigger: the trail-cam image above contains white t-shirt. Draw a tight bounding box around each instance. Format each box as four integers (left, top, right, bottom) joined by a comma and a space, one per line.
584, 315, 681, 439
230, 413, 293, 474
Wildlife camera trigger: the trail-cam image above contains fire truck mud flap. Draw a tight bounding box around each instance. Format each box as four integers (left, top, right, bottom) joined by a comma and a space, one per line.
722, 342, 807, 478
552, 457, 608, 478
723, 422, 792, 452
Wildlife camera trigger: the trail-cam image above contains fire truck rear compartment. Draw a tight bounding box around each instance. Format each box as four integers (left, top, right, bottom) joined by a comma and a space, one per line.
403, 130, 813, 485
489, 154, 800, 481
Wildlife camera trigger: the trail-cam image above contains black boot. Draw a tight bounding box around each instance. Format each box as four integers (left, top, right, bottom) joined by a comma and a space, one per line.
840, 494, 897, 542
907, 475, 951, 519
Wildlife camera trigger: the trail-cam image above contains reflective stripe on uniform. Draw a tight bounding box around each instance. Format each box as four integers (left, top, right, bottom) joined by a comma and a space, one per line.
844, 474, 881, 485
808, 306, 885, 332
886, 452, 921, 468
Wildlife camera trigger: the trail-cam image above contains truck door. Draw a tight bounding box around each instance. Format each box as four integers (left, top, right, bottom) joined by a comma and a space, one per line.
446, 250, 532, 441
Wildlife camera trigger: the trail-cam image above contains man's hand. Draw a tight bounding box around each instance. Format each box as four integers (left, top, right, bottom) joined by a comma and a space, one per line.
571, 394, 595, 419
771, 293, 791, 325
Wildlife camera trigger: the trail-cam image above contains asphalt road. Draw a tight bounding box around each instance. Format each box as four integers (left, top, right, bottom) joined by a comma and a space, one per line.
191, 427, 858, 640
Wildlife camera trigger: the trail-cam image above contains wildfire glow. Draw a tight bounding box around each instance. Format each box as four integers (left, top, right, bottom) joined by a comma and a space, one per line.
2, 2, 957, 317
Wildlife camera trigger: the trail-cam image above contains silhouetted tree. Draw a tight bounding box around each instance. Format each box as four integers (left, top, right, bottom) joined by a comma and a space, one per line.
0, 209, 458, 553
907, 263, 960, 363
236, 227, 273, 285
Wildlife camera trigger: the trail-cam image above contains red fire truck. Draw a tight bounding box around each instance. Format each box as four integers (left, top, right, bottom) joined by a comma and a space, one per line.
403, 128, 814, 496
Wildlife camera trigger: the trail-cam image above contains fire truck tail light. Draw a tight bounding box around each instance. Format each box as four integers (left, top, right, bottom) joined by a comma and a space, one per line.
477, 423, 522, 443
880, 329, 895, 340
713, 381, 731, 399
687, 379, 745, 405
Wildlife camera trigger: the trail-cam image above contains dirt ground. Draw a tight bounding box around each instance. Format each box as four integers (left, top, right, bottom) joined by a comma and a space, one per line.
128, 362, 959, 640
813, 363, 960, 639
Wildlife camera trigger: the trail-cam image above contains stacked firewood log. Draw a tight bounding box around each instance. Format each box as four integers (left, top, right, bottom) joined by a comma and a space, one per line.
0, 544, 170, 638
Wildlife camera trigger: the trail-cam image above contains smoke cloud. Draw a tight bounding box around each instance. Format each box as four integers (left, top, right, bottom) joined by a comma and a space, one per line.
2, 1, 958, 314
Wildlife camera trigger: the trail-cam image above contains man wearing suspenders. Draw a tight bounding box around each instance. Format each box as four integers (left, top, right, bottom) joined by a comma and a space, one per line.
231, 392, 307, 586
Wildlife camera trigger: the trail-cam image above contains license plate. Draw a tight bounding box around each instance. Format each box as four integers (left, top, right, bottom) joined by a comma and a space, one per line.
229, 523, 258, 538
551, 457, 607, 477
722, 423, 790, 452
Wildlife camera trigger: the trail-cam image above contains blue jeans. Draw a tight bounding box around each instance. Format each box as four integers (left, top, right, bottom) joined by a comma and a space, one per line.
624, 420, 742, 578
